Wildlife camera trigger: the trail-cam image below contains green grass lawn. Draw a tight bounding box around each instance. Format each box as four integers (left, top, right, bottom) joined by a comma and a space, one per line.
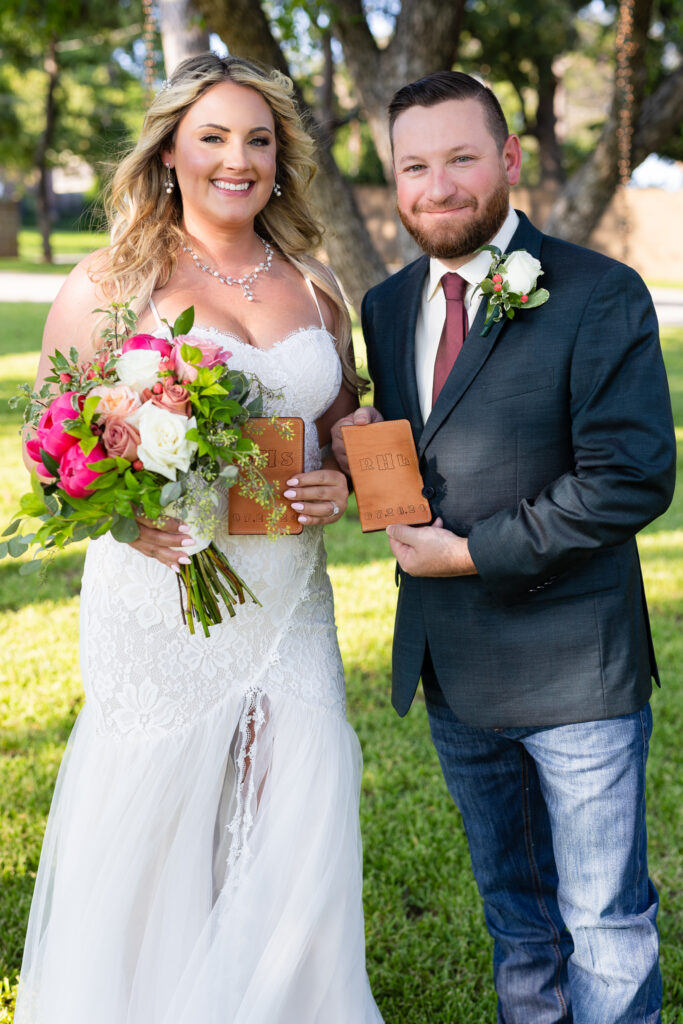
0, 304, 681, 1023
0, 230, 110, 273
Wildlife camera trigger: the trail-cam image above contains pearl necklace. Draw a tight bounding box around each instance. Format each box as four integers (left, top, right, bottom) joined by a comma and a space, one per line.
182, 236, 274, 301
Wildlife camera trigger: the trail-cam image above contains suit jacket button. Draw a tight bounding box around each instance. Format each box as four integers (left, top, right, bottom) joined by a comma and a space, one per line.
422, 485, 435, 499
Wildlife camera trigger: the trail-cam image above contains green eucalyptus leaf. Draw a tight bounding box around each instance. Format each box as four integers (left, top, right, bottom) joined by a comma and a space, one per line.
8, 536, 30, 557
2, 519, 22, 537
19, 559, 43, 575
160, 481, 183, 506
110, 513, 140, 544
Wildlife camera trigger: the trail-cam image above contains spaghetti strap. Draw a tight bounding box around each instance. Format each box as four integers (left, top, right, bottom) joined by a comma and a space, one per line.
148, 296, 165, 331
305, 277, 326, 328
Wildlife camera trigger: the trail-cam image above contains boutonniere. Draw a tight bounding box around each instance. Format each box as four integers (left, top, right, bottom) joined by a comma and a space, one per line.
475, 245, 550, 336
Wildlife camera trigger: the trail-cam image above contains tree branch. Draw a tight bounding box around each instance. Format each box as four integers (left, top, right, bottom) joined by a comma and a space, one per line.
544, 0, 654, 243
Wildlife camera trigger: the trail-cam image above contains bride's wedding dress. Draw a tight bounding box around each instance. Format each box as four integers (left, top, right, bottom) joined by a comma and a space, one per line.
15, 295, 384, 1023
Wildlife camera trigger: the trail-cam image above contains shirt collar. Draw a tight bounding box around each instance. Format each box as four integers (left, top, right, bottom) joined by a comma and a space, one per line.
426, 207, 520, 301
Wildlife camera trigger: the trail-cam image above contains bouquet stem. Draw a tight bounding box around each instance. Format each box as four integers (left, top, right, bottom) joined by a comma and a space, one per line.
178, 542, 261, 637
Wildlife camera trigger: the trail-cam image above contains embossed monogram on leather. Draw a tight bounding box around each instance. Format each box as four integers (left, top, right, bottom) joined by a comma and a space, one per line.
229, 417, 305, 535
342, 419, 431, 533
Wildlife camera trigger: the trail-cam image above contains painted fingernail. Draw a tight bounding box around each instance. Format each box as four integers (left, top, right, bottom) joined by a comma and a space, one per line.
297, 515, 308, 523
178, 556, 191, 565
292, 502, 304, 511
181, 538, 195, 546
171, 564, 180, 573
178, 524, 192, 534
286, 478, 299, 486
283, 490, 296, 499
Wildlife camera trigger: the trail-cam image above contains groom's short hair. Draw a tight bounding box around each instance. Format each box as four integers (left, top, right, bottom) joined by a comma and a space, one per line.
388, 71, 510, 153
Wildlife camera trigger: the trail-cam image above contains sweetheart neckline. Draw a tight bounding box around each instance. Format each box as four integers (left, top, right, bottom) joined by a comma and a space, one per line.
190, 322, 335, 353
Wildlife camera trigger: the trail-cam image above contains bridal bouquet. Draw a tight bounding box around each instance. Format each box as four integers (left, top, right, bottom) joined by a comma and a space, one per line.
2, 301, 288, 637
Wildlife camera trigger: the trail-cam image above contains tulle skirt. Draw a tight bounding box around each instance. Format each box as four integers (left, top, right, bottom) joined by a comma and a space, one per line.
14, 689, 383, 1023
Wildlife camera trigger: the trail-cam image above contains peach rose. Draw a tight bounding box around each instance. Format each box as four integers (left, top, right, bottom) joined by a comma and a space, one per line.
91, 385, 141, 421
102, 418, 141, 461
151, 378, 192, 418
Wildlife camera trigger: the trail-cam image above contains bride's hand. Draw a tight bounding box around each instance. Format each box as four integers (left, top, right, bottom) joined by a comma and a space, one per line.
128, 513, 194, 572
283, 469, 349, 526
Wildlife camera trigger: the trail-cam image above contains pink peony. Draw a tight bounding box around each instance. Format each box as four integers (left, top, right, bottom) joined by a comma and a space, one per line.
102, 418, 141, 461
122, 333, 173, 358
25, 391, 83, 472
171, 334, 231, 382
150, 378, 192, 418
91, 384, 141, 420
58, 442, 108, 498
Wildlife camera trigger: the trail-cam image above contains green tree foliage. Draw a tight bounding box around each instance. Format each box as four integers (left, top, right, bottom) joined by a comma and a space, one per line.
0, 0, 154, 259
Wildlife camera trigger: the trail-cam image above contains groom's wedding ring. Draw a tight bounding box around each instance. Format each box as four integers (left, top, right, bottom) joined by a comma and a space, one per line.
329, 502, 340, 518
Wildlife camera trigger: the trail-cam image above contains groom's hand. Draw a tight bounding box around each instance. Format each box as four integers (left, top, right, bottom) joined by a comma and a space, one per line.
330, 406, 384, 475
387, 518, 478, 578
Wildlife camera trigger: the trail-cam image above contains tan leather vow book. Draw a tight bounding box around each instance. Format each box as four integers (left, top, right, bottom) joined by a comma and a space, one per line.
341, 419, 432, 532
228, 417, 304, 535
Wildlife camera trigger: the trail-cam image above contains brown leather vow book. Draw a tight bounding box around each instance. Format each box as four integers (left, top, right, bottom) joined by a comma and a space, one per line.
228, 417, 304, 535
341, 419, 432, 533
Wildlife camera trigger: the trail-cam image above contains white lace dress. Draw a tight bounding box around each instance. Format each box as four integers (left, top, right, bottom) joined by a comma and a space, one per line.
15, 310, 384, 1024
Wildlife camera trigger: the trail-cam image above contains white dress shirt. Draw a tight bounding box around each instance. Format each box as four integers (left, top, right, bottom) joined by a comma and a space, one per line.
414, 207, 519, 423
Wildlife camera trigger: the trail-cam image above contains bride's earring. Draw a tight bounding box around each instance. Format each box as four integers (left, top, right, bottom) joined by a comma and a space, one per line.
272, 181, 282, 197
164, 163, 175, 195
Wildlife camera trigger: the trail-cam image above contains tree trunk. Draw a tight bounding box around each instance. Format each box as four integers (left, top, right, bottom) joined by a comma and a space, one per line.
193, 0, 388, 311
332, 0, 465, 181
534, 68, 565, 187
158, 0, 211, 75
35, 36, 58, 264
544, 0, 654, 244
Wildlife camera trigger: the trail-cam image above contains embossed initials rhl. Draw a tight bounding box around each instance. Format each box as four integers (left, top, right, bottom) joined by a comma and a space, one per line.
358, 452, 412, 472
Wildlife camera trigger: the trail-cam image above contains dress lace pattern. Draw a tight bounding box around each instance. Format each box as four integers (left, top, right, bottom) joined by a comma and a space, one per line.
79, 326, 345, 739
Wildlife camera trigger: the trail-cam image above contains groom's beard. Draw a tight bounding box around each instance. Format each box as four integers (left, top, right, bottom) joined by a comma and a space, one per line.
397, 178, 510, 260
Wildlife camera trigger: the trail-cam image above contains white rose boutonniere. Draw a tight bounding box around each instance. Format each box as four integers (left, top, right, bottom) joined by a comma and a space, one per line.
476, 245, 550, 336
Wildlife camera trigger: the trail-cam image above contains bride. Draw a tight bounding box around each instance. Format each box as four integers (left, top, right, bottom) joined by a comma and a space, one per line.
15, 53, 383, 1024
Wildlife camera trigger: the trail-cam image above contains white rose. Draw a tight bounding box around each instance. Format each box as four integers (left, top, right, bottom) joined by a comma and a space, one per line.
116, 349, 162, 393
502, 250, 542, 295
129, 404, 198, 481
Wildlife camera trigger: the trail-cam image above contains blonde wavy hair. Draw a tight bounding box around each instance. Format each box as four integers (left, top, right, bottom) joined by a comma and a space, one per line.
93, 52, 360, 393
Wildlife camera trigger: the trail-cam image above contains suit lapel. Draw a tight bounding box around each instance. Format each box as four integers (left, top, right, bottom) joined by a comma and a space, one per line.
418, 211, 544, 456
392, 255, 429, 436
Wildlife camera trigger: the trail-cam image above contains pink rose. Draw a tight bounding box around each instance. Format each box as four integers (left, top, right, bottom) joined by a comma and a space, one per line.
151, 378, 192, 418
122, 333, 173, 358
58, 441, 108, 498
91, 384, 141, 420
172, 334, 231, 382
102, 418, 141, 461
25, 391, 83, 473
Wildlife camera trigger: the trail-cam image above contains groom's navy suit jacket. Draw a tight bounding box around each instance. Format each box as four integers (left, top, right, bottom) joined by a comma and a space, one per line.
362, 212, 676, 728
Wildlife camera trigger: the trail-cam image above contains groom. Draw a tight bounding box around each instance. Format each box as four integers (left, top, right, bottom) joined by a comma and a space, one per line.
332, 72, 675, 1022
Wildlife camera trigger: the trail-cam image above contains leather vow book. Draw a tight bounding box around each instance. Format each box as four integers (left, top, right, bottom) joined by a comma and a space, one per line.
228, 417, 304, 535
341, 419, 432, 533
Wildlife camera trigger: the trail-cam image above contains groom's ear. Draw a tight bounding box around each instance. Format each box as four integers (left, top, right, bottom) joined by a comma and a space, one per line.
502, 135, 522, 187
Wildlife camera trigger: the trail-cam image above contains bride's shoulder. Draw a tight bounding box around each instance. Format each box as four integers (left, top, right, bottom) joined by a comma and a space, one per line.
42, 247, 112, 356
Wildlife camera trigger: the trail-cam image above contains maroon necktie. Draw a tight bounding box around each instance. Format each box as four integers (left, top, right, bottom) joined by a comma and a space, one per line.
432, 272, 468, 407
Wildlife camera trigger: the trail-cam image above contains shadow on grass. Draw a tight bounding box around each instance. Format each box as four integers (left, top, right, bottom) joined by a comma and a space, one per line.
0, 550, 85, 612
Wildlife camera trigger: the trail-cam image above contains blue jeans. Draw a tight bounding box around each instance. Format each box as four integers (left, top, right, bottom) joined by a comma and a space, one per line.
424, 691, 661, 1023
